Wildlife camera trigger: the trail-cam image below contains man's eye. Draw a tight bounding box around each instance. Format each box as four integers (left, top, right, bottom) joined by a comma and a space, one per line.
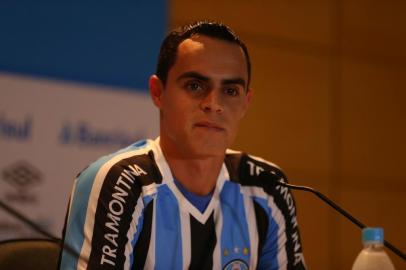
185, 81, 203, 91
224, 87, 239, 96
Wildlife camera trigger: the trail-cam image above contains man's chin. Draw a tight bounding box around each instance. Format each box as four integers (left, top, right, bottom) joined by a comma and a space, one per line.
188, 140, 228, 158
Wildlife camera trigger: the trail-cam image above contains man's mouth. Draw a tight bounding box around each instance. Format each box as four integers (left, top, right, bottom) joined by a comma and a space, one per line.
194, 121, 225, 132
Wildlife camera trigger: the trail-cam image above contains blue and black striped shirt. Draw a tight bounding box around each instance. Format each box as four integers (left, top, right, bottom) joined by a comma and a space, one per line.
59, 138, 306, 270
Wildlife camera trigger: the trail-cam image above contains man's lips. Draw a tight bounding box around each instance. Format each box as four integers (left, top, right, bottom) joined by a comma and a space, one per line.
194, 121, 225, 131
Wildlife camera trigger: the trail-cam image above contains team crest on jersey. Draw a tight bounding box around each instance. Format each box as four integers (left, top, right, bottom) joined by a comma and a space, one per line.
223, 259, 249, 270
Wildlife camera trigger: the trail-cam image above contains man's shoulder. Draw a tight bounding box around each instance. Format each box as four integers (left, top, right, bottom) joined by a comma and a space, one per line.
76, 139, 163, 186
224, 149, 286, 186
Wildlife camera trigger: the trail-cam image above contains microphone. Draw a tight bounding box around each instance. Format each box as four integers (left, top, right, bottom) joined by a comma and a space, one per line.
0, 198, 84, 262
259, 170, 406, 262
0, 199, 59, 241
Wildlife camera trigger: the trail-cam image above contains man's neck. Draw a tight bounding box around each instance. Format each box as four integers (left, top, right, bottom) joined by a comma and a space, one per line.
159, 139, 225, 196
167, 156, 224, 196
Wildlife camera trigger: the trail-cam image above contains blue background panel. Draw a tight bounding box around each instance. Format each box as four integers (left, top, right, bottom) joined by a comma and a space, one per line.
0, 2, 167, 91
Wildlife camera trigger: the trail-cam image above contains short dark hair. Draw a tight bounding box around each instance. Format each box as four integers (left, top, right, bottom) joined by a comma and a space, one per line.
155, 21, 251, 89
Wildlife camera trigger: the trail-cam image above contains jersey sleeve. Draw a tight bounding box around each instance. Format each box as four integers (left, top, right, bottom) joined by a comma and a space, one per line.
226, 152, 307, 269
59, 150, 161, 270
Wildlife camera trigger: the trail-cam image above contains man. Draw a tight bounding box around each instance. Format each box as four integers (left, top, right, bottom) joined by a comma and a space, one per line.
59, 21, 306, 270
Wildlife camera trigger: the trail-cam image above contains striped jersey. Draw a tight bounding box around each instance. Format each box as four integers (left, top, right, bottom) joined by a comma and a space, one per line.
59, 138, 306, 270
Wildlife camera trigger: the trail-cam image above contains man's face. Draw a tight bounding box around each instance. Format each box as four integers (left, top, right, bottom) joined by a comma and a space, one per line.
150, 35, 252, 158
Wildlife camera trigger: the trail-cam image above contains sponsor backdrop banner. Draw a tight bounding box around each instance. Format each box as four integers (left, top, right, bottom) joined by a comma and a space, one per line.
0, 2, 166, 240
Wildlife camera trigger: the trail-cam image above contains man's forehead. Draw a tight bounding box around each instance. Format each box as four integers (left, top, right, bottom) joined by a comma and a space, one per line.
173, 35, 248, 75
178, 35, 206, 52
177, 35, 242, 55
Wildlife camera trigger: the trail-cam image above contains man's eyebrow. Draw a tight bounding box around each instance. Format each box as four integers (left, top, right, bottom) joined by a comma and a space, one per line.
222, 78, 246, 88
177, 71, 247, 89
176, 71, 209, 82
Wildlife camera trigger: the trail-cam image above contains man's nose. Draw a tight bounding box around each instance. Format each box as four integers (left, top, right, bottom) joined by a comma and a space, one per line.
200, 89, 224, 114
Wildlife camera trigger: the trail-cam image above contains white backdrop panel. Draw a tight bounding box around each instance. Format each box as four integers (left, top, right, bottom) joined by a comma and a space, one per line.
0, 73, 159, 240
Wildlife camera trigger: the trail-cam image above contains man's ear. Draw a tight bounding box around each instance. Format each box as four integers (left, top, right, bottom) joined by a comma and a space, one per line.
149, 75, 164, 108
241, 88, 253, 117
246, 88, 253, 105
